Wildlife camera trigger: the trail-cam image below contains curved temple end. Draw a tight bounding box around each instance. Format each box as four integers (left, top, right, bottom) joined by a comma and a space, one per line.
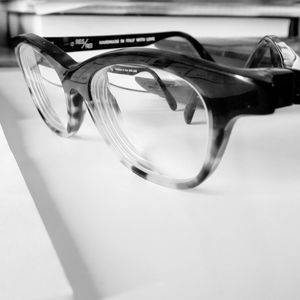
134, 76, 177, 111
110, 65, 177, 111
135, 75, 199, 125
183, 92, 199, 124
151, 75, 178, 111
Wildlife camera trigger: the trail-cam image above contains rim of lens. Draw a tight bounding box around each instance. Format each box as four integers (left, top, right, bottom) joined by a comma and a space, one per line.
90, 64, 211, 187
17, 43, 70, 136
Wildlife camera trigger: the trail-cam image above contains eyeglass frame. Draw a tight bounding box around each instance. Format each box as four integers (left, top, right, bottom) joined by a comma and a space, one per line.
12, 31, 300, 189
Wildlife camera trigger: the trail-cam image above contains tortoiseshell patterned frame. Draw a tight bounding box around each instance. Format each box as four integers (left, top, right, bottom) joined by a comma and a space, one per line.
12, 31, 300, 189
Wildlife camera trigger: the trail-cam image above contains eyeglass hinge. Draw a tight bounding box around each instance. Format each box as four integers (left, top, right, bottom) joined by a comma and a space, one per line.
271, 70, 295, 109
292, 70, 300, 105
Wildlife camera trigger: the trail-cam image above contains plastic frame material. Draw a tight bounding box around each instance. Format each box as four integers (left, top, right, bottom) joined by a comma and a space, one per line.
12, 31, 300, 189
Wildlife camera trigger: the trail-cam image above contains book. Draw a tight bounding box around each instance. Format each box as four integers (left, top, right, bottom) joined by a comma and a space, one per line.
6, 2, 295, 39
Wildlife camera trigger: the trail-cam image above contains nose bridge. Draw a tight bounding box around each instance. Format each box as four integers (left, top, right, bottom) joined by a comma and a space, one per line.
63, 64, 95, 134
67, 59, 103, 100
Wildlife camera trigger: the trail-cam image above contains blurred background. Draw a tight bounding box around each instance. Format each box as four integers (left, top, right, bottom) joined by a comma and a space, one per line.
1, 0, 300, 66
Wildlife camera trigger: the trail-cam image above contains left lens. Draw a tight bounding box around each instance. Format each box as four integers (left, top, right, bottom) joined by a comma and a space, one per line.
90, 64, 210, 183
18, 43, 69, 135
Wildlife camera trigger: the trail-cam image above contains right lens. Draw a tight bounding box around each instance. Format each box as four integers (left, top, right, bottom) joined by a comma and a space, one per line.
18, 43, 69, 135
90, 64, 210, 183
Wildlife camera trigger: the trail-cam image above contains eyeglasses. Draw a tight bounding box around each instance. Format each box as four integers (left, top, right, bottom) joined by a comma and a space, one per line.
12, 31, 300, 189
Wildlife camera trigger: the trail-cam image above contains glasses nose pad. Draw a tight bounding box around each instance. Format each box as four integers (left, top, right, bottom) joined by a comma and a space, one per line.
67, 89, 86, 134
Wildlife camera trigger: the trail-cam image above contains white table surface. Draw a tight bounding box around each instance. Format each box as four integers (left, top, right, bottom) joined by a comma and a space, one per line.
1, 65, 300, 300
0, 97, 73, 299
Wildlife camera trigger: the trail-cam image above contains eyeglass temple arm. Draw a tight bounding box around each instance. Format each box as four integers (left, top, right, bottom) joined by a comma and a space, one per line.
45, 31, 214, 62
